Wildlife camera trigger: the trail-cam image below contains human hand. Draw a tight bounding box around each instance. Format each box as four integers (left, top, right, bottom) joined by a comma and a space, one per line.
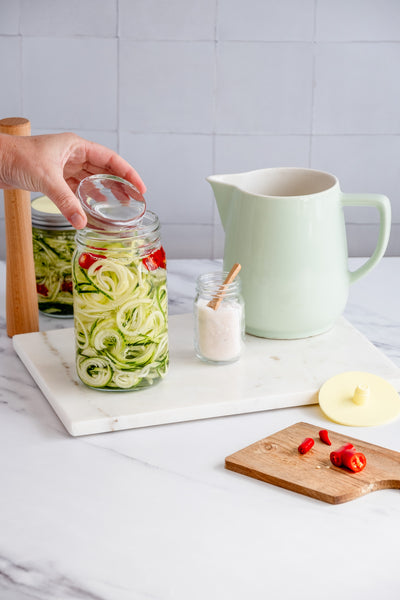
0, 132, 146, 228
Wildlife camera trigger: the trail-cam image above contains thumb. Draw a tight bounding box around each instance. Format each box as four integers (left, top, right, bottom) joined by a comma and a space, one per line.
44, 179, 87, 229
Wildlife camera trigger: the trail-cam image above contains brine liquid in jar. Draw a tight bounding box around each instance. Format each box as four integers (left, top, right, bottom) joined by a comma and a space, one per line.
73, 175, 168, 391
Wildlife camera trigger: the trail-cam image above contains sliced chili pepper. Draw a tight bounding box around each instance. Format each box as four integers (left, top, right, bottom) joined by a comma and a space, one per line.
78, 252, 104, 270
330, 443, 355, 467
298, 437, 314, 454
319, 429, 332, 445
61, 280, 73, 293
36, 283, 49, 296
142, 246, 166, 271
341, 449, 367, 473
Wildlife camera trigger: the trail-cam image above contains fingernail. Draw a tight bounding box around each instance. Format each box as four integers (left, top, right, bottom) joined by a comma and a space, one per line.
70, 212, 86, 229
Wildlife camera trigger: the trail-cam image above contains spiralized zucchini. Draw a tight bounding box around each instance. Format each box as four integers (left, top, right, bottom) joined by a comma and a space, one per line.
32, 227, 75, 316
73, 240, 168, 391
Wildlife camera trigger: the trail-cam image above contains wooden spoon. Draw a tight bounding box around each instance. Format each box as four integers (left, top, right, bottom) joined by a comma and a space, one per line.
0, 117, 39, 337
207, 263, 241, 311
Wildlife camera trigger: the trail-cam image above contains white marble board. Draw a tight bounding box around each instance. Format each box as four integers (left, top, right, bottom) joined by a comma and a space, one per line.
13, 313, 400, 437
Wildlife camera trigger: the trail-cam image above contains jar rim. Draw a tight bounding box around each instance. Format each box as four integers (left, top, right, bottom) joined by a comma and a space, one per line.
196, 271, 242, 295
75, 210, 160, 242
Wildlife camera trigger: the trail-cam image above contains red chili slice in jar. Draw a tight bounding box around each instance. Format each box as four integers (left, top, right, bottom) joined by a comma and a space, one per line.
78, 252, 104, 270
36, 283, 49, 296
61, 280, 73, 293
143, 246, 166, 271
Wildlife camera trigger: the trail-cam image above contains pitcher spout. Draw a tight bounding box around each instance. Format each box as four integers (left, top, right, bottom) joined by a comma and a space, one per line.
206, 174, 236, 232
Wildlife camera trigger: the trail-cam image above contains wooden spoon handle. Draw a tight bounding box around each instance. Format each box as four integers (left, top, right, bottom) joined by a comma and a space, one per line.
207, 263, 241, 311
0, 117, 39, 337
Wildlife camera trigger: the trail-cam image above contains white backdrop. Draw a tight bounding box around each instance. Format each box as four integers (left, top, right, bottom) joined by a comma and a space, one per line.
1, 0, 399, 259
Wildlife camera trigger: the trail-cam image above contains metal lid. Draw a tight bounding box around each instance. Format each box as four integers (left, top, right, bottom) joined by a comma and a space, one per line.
77, 174, 146, 232
31, 195, 74, 230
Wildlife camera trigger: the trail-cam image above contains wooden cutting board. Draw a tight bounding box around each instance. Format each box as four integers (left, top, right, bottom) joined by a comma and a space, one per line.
225, 422, 400, 504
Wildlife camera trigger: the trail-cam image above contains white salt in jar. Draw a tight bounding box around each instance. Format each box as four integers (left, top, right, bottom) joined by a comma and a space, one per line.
194, 272, 245, 364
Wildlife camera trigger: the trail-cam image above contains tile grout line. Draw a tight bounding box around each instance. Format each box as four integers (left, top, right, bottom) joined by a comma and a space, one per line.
211, 0, 219, 260
309, 0, 319, 167
18, 0, 24, 117
116, 0, 120, 155
2, 34, 400, 44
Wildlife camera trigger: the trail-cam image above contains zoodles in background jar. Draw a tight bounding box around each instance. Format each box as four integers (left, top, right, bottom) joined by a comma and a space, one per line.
73, 211, 169, 391
31, 195, 75, 317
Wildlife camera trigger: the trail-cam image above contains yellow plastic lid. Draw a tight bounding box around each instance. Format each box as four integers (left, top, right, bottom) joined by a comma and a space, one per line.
31, 195, 72, 230
31, 195, 62, 215
318, 371, 400, 427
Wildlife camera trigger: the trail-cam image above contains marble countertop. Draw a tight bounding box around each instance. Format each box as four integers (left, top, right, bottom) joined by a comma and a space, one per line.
1, 258, 400, 600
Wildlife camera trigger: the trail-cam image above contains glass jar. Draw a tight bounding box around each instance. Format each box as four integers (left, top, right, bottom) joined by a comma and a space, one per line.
73, 211, 168, 391
31, 195, 75, 317
194, 272, 245, 364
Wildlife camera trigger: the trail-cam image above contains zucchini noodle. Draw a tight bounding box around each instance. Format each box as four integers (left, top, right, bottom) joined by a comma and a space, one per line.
33, 227, 75, 316
73, 237, 168, 391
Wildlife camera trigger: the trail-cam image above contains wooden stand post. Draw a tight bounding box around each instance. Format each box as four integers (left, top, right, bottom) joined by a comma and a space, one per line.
0, 117, 39, 337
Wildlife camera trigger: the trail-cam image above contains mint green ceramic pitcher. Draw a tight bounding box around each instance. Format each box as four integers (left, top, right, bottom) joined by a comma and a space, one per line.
207, 167, 391, 339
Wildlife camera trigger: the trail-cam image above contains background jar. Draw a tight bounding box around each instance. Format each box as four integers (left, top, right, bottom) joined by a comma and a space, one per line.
31, 195, 75, 317
194, 272, 245, 364
73, 211, 168, 391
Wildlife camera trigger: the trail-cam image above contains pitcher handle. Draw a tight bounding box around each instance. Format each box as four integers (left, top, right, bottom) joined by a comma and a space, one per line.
341, 193, 391, 284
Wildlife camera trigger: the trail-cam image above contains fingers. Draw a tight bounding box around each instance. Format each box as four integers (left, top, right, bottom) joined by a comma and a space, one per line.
83, 140, 147, 194
44, 178, 87, 229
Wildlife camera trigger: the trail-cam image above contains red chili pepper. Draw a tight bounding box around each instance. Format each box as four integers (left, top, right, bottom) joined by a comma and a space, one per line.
36, 283, 49, 296
61, 280, 73, 293
78, 252, 104, 270
330, 443, 355, 467
142, 246, 166, 271
298, 437, 314, 454
340, 449, 367, 473
319, 429, 332, 445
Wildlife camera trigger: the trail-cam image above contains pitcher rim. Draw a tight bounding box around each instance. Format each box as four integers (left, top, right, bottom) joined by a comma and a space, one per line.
206, 167, 339, 198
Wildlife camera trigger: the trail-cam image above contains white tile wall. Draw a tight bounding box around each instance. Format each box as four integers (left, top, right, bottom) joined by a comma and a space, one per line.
0, 0, 19, 34
216, 42, 314, 134
0, 36, 21, 117
311, 135, 400, 222
316, 0, 400, 41
119, 132, 214, 224
217, 0, 315, 41
215, 135, 310, 176
20, 0, 117, 37
314, 43, 400, 134
118, 0, 216, 40
119, 41, 214, 133
0, 0, 399, 259
22, 37, 118, 130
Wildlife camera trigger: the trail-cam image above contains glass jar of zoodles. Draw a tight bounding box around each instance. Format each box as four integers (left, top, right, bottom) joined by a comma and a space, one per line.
72, 211, 168, 391
31, 195, 75, 317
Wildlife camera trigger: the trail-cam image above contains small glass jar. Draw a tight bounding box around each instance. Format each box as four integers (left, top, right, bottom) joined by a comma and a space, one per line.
194, 272, 245, 364
31, 195, 75, 317
73, 211, 168, 391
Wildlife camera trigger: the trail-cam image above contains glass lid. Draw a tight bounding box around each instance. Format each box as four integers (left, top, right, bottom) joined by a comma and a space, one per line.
77, 174, 146, 231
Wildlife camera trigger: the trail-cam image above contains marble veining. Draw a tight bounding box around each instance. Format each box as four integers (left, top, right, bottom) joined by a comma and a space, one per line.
1, 259, 400, 599
0, 554, 108, 600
